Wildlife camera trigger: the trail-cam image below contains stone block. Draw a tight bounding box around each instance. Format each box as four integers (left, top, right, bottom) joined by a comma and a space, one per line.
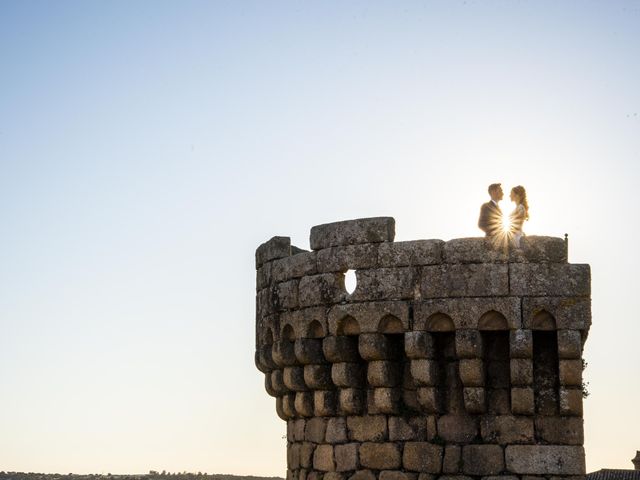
299, 274, 347, 307
459, 359, 484, 386
437, 415, 479, 442
305, 417, 328, 443
295, 391, 314, 417
360, 442, 402, 470
257, 261, 273, 290
443, 445, 462, 474
405, 331, 435, 359
304, 364, 333, 389
310, 217, 396, 250
557, 330, 582, 359
288, 442, 301, 469
297, 470, 308, 480
411, 359, 438, 386
278, 280, 300, 310
294, 418, 306, 441
415, 297, 521, 330
403, 442, 443, 473
535, 417, 584, 445
389, 416, 427, 441
461, 445, 504, 475
523, 297, 591, 330
323, 336, 360, 363
510, 264, 590, 297
347, 415, 387, 442
255, 344, 278, 373
378, 240, 444, 267
282, 393, 296, 418
359, 333, 400, 360
332, 363, 365, 388
379, 472, 417, 480
480, 416, 534, 444
505, 445, 585, 474
350, 267, 418, 301
417, 475, 436, 480
559, 388, 583, 416
510, 329, 533, 359
296, 339, 327, 365
317, 243, 378, 273
273, 251, 318, 282
329, 301, 410, 334
367, 360, 403, 387
367, 387, 401, 414
313, 444, 336, 472
426, 416, 438, 441
455, 330, 483, 358
559, 360, 583, 386
416, 387, 440, 413
257, 287, 276, 317
511, 359, 534, 386
338, 389, 365, 415
421, 264, 509, 298
268, 369, 286, 396
256, 236, 291, 267
511, 236, 567, 263
463, 387, 486, 414
284, 367, 308, 391
335, 443, 359, 472
300, 442, 315, 468
326, 417, 348, 444
443, 237, 509, 264
314, 390, 337, 417
511, 387, 535, 415
482, 477, 518, 480
348, 471, 375, 480
324, 473, 346, 480
273, 339, 298, 367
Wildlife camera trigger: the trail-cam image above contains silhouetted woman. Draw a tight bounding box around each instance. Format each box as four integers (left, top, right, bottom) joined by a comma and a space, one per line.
509, 185, 529, 247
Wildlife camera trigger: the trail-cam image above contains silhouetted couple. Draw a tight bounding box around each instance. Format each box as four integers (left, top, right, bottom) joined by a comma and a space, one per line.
478, 183, 529, 247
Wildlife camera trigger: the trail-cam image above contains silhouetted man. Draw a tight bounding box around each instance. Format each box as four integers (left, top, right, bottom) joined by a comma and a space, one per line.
478, 183, 504, 237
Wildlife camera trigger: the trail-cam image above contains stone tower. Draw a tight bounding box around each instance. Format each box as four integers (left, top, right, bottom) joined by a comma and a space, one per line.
254, 217, 590, 480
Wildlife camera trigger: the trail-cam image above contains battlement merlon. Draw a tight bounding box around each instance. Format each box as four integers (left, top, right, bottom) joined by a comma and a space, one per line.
254, 216, 591, 480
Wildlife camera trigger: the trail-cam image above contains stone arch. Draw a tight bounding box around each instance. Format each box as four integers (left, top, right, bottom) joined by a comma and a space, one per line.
426, 313, 455, 332
378, 314, 404, 334
337, 315, 360, 335
306, 320, 325, 339
532, 310, 557, 330
478, 310, 508, 330
281, 323, 295, 341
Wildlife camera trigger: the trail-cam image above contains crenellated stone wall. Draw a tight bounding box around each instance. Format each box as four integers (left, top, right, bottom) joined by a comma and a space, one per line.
254, 217, 591, 480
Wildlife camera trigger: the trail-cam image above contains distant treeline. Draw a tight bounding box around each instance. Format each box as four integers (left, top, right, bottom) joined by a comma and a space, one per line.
0, 473, 284, 480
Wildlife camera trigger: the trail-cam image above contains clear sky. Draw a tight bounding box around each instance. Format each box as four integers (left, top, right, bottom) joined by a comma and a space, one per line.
1, 0, 639, 476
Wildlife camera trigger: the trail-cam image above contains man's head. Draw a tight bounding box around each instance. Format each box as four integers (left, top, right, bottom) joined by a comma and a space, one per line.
488, 183, 503, 202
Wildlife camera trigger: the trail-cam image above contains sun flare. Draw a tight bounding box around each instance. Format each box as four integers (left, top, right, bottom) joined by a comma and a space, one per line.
501, 214, 512, 233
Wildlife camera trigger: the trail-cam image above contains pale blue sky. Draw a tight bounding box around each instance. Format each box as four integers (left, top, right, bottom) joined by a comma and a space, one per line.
1, 0, 639, 475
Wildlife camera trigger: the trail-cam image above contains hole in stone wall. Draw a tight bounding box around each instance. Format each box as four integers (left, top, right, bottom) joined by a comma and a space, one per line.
482, 330, 511, 414
282, 324, 295, 342
344, 269, 357, 295
533, 330, 559, 415
432, 331, 464, 414
337, 315, 360, 335
307, 320, 324, 338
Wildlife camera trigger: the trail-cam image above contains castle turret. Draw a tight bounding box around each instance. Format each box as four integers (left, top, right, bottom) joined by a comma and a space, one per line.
255, 217, 591, 480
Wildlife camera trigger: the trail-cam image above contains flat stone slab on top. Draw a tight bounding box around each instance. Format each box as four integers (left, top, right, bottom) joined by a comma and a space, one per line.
310, 217, 396, 250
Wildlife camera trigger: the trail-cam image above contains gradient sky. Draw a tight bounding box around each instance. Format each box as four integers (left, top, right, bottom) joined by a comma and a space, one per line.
1, 0, 639, 476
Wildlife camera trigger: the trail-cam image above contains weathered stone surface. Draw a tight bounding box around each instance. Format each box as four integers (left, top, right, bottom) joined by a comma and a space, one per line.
403, 442, 443, 473
511, 236, 567, 263
410, 359, 438, 386
314, 390, 337, 417
314, 444, 336, 471
256, 236, 291, 267
443, 238, 509, 264
270, 369, 287, 395
438, 415, 479, 443
326, 417, 348, 444
511, 387, 535, 415
510, 264, 590, 297
257, 261, 273, 290
299, 274, 346, 307
523, 297, 591, 330
463, 387, 486, 414
310, 217, 396, 250
559, 388, 583, 416
455, 330, 483, 358
288, 442, 301, 469
278, 280, 300, 309
360, 442, 402, 470
505, 445, 585, 474
480, 416, 534, 444
378, 240, 444, 267
350, 267, 419, 302
329, 302, 410, 335
332, 362, 365, 388
557, 330, 582, 359
510, 329, 533, 358
347, 415, 387, 442
335, 443, 359, 472
510, 359, 534, 386
443, 445, 461, 474
339, 388, 365, 415
359, 333, 400, 361
348, 471, 375, 480
304, 364, 333, 389
461, 445, 504, 475
367, 361, 403, 387
295, 339, 326, 365
416, 387, 440, 413
295, 391, 314, 417
535, 417, 584, 445
389, 416, 427, 441
459, 359, 484, 386
273, 339, 298, 367
300, 442, 315, 468
273, 252, 318, 282
558, 359, 582, 387
317, 243, 379, 272
405, 331, 435, 359
306, 417, 328, 443
323, 336, 360, 363
414, 297, 520, 330
294, 419, 306, 441
421, 264, 509, 298
324, 473, 346, 480
283, 366, 307, 392
367, 387, 401, 414
379, 472, 417, 480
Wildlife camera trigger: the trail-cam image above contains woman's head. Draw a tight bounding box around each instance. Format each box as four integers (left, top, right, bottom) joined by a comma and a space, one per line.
510, 185, 529, 219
